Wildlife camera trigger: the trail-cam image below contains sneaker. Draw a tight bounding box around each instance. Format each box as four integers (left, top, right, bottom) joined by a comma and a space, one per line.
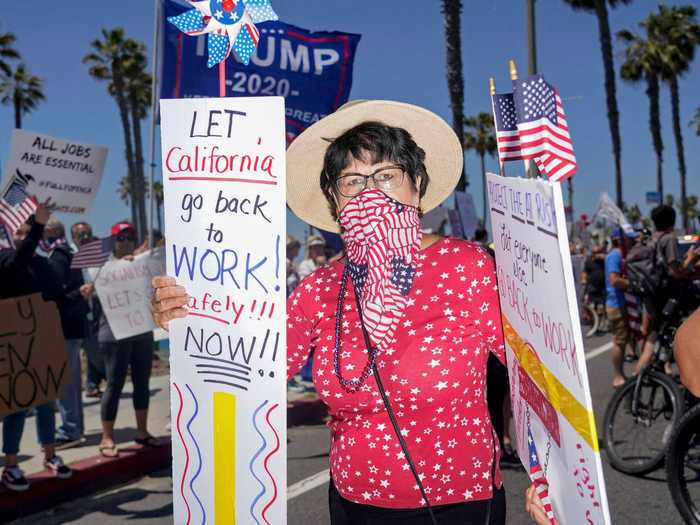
2, 467, 29, 491
44, 456, 72, 479
55, 437, 82, 451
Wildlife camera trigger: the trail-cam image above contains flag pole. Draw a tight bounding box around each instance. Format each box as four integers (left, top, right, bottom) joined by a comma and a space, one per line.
488, 77, 505, 177
509, 59, 537, 179
147, 0, 162, 249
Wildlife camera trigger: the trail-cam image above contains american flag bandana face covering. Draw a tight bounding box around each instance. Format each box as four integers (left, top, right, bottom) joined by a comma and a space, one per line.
338, 188, 422, 352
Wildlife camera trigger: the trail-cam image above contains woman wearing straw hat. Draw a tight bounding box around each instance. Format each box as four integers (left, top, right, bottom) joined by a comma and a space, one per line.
151, 101, 551, 525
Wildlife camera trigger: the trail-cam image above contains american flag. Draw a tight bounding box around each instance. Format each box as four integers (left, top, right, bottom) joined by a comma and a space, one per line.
0, 173, 38, 234
0, 224, 13, 250
70, 236, 115, 269
528, 426, 557, 524
491, 93, 524, 163
513, 75, 577, 182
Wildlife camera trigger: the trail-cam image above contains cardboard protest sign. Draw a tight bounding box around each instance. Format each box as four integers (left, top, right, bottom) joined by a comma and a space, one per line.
0, 294, 69, 418
162, 1, 361, 143
487, 173, 611, 524
94, 248, 165, 340
2, 130, 107, 214
160, 96, 287, 524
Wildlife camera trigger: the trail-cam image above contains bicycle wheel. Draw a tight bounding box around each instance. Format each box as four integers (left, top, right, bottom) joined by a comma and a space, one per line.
580, 303, 599, 338
603, 371, 683, 475
666, 403, 700, 524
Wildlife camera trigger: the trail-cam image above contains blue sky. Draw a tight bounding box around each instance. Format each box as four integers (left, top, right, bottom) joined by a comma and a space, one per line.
1, 0, 699, 244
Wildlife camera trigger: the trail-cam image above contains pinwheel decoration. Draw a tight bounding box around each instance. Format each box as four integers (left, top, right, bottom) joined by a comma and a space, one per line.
168, 0, 278, 68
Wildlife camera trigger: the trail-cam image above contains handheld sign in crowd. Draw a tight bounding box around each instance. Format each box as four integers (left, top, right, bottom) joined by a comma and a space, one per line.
487, 173, 611, 524
161, 0, 361, 143
160, 96, 287, 524
2, 130, 107, 214
94, 248, 165, 341
0, 294, 69, 418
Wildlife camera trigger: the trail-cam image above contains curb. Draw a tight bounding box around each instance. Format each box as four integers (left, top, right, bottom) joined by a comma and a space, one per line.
0, 438, 172, 524
287, 398, 328, 427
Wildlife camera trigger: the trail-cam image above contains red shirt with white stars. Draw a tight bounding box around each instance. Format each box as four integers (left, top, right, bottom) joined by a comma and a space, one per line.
287, 237, 506, 509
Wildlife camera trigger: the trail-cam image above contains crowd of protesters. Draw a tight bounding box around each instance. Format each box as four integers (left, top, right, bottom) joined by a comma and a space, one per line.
0, 204, 161, 492
578, 204, 700, 388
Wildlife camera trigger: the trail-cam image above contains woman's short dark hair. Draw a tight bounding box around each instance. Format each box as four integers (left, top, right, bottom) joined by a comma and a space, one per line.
651, 204, 676, 231
319, 121, 430, 220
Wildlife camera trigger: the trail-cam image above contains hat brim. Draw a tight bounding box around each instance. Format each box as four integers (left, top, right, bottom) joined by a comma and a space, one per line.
286, 100, 464, 233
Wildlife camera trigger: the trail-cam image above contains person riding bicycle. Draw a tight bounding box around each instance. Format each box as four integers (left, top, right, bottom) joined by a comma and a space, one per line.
582, 243, 606, 316
633, 205, 700, 373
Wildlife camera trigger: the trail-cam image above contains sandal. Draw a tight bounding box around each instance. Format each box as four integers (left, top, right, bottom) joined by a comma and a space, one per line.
99, 444, 119, 458
135, 436, 161, 448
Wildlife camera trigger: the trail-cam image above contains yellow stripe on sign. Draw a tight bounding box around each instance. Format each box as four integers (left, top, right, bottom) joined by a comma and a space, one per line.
502, 315, 600, 451
214, 391, 237, 525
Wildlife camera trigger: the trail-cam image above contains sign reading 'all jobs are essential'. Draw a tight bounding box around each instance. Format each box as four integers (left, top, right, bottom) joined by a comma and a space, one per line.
2, 130, 107, 214
487, 173, 611, 525
161, 96, 287, 525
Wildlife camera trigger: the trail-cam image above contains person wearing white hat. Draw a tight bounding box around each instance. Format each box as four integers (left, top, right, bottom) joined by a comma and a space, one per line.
298, 234, 328, 281
151, 100, 551, 525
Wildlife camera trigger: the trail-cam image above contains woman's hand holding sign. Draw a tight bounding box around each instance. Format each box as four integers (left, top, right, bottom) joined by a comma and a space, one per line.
151, 276, 189, 330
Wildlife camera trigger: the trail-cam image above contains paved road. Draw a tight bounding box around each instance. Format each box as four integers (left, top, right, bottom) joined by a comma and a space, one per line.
17, 333, 687, 524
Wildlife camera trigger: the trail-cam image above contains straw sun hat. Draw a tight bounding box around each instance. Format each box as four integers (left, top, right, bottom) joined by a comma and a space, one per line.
286, 100, 464, 233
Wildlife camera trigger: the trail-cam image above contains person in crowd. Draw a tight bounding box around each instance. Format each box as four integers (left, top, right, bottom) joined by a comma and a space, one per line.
152, 102, 551, 525
582, 244, 607, 334
82, 222, 159, 458
71, 221, 105, 398
634, 205, 700, 373
286, 235, 301, 296
44, 218, 88, 449
605, 228, 637, 388
0, 204, 73, 491
474, 227, 490, 251
674, 306, 700, 397
298, 234, 328, 281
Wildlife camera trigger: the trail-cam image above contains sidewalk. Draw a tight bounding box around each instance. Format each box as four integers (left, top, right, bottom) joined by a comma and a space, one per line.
0, 364, 326, 522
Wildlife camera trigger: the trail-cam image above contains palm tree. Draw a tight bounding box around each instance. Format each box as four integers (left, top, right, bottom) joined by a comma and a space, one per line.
123, 39, 152, 241
646, 5, 700, 232
0, 63, 45, 129
464, 113, 496, 225
564, 0, 631, 208
118, 175, 131, 206
441, 0, 467, 190
152, 180, 164, 233
683, 195, 699, 233
618, 28, 664, 197
84, 28, 141, 237
693, 107, 700, 135
0, 32, 19, 77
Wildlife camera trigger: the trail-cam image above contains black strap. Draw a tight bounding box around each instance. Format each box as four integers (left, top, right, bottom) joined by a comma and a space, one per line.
351, 286, 439, 525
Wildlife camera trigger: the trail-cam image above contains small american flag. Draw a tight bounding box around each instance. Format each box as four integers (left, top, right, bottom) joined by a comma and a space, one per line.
491, 92, 524, 163
528, 427, 557, 524
0, 224, 13, 250
513, 75, 577, 182
70, 236, 115, 269
0, 173, 38, 234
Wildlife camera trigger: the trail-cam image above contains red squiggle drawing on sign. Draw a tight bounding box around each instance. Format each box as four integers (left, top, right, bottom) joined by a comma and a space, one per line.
261, 403, 280, 525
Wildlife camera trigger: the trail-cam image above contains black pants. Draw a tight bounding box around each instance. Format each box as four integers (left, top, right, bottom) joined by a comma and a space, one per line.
84, 332, 105, 390
100, 335, 154, 422
329, 481, 506, 525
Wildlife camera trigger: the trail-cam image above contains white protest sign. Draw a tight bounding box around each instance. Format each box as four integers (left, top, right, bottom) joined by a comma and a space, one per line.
2, 130, 107, 214
160, 96, 287, 525
95, 248, 165, 340
487, 173, 611, 524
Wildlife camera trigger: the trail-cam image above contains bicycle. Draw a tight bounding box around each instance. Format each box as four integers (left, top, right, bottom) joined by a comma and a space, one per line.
666, 400, 700, 524
602, 298, 687, 475
580, 290, 607, 338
